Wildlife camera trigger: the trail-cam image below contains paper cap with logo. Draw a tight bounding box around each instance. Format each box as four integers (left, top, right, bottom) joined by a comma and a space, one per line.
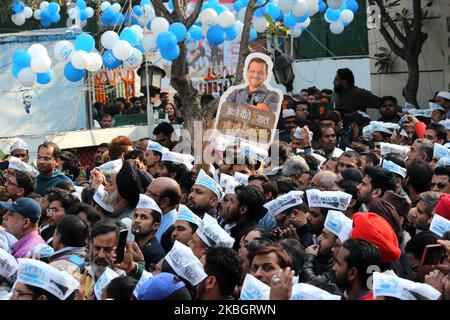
94, 267, 119, 300
403, 102, 416, 112
10, 138, 29, 152
429, 213, 450, 237
176, 204, 202, 226
437, 91, 450, 101
98, 159, 123, 175
0, 248, 18, 278
282, 108, 296, 119
219, 173, 234, 189
146, 140, 168, 154
161, 151, 194, 170
408, 108, 433, 118
136, 194, 162, 214
240, 273, 270, 300
362, 124, 373, 139
225, 179, 240, 195
16, 258, 79, 300
380, 142, 410, 159
370, 121, 399, 135
8, 156, 39, 177
306, 189, 352, 211
196, 214, 235, 248
433, 143, 450, 159
165, 240, 208, 286
264, 191, 304, 217
382, 160, 406, 178
234, 171, 249, 185
194, 169, 223, 199
93, 185, 114, 213
436, 156, 450, 168
29, 243, 54, 259
324, 210, 352, 242
291, 283, 341, 300
429, 102, 446, 112
240, 141, 268, 163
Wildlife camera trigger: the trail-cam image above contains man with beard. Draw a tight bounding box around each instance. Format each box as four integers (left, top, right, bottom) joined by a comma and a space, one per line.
171, 205, 201, 246
145, 141, 166, 178
188, 169, 222, 219
217, 185, 266, 251
132, 194, 165, 270
332, 68, 381, 115
357, 166, 397, 206
317, 126, 337, 159
332, 238, 380, 300
377, 96, 401, 123
10, 138, 30, 163
35, 142, 74, 196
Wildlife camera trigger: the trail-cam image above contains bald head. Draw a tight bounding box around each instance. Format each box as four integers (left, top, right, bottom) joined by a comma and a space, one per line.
311, 171, 337, 190
146, 177, 181, 213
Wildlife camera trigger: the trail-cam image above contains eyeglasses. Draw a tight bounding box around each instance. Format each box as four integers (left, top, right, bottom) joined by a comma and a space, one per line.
276, 213, 292, 227
46, 207, 60, 214
430, 182, 448, 190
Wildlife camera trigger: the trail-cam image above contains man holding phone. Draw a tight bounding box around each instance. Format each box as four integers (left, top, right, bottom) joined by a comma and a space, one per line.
405, 231, 440, 282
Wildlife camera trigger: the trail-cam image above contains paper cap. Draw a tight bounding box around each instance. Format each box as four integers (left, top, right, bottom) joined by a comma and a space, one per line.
93, 185, 114, 213
194, 169, 223, 199
136, 194, 162, 214
429, 102, 446, 112
176, 204, 202, 226
8, 156, 39, 177
146, 141, 168, 154
433, 143, 450, 159
306, 189, 352, 211
382, 160, 406, 178
10, 138, 29, 152
161, 151, 194, 170
324, 210, 352, 242
224, 179, 240, 195
282, 108, 296, 118
196, 214, 235, 248
264, 191, 304, 217
437, 91, 450, 101
98, 159, 123, 175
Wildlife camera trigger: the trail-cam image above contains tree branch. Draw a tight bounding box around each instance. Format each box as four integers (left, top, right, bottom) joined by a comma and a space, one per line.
412, 0, 423, 33
372, 0, 407, 46
185, 0, 204, 30
151, 0, 171, 19
379, 23, 407, 60
255, 0, 269, 10
172, 0, 185, 22
401, 16, 412, 38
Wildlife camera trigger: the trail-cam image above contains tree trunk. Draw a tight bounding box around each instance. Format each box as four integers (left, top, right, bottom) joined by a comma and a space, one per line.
403, 55, 420, 106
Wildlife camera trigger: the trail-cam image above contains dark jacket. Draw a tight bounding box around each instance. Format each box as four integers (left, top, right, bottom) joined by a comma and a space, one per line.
140, 237, 166, 271
296, 225, 315, 249
230, 220, 258, 251
301, 253, 334, 284
334, 86, 381, 115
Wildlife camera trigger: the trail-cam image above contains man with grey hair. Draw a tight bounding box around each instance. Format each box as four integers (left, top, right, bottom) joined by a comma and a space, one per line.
409, 191, 442, 232
406, 139, 434, 164
281, 156, 309, 183
310, 171, 337, 191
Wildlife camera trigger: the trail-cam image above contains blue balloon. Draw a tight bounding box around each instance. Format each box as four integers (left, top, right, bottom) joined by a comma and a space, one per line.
346, 0, 359, 13
157, 31, 178, 52
325, 8, 340, 21
207, 24, 226, 46
101, 13, 112, 25
225, 25, 237, 41
64, 62, 84, 82
75, 33, 95, 52
12, 1, 25, 14
318, 1, 326, 13
254, 7, 268, 17
267, 3, 280, 19
215, 5, 229, 15
120, 28, 139, 45
249, 28, 257, 42
102, 50, 121, 69
12, 64, 22, 78
241, 0, 249, 6
189, 25, 203, 41
80, 9, 88, 21
13, 50, 31, 68
103, 8, 114, 23
169, 23, 187, 42
186, 32, 192, 43
48, 2, 59, 14
41, 18, 52, 28
50, 12, 61, 23
161, 45, 180, 61
134, 42, 145, 53
233, 1, 245, 12
209, 0, 219, 7
168, 0, 174, 11
76, 0, 87, 10
294, 11, 309, 23
133, 5, 142, 16
277, 11, 284, 21
113, 13, 125, 26
140, 0, 151, 5
41, 10, 51, 21
37, 70, 53, 85
284, 14, 296, 27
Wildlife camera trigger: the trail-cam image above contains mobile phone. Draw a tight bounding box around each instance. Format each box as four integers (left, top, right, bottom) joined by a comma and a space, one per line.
115, 229, 128, 263
420, 244, 444, 265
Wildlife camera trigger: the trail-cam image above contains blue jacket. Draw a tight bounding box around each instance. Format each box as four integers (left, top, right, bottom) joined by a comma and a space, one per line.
36, 169, 74, 196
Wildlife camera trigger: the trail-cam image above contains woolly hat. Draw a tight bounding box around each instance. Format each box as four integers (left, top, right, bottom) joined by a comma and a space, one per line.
116, 160, 142, 208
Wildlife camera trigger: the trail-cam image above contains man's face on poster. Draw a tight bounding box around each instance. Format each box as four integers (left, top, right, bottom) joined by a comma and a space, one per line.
247, 61, 267, 89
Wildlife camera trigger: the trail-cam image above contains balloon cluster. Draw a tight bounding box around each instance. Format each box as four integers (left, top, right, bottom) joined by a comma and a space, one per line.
101, 27, 143, 69
100, 1, 125, 27
67, 0, 95, 27
63, 33, 103, 82
33, 1, 61, 28
12, 44, 53, 87
324, 0, 358, 34
11, 1, 33, 26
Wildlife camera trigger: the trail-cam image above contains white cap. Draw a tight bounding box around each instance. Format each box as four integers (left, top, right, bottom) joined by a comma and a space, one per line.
429, 102, 446, 112
214, 136, 234, 152
165, 240, 208, 286
194, 169, 223, 199
0, 248, 18, 278
331, 148, 344, 159
240, 273, 270, 300
234, 171, 249, 185
370, 121, 399, 134
310, 153, 327, 168
382, 160, 407, 178
403, 102, 416, 112
282, 109, 296, 119
196, 214, 235, 248
436, 156, 450, 168
8, 156, 39, 177
146, 141, 168, 154
93, 185, 114, 213
437, 91, 450, 101
16, 258, 80, 300
429, 214, 450, 237
29, 243, 54, 259
98, 159, 123, 175
93, 267, 119, 300
439, 119, 450, 130
161, 151, 194, 170
219, 173, 234, 189
380, 142, 410, 159
362, 124, 373, 139
323, 210, 352, 242
408, 108, 433, 118
176, 204, 202, 226
225, 179, 240, 195
399, 129, 408, 137
71, 186, 84, 201
291, 283, 342, 300
433, 143, 450, 159
136, 194, 161, 214
293, 127, 313, 141
10, 138, 29, 152
306, 189, 352, 211
264, 191, 304, 217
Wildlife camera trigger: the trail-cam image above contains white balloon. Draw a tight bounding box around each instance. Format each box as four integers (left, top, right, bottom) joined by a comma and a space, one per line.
23, 7, 33, 19
218, 11, 235, 29
31, 55, 51, 73
53, 40, 75, 62
101, 31, 119, 49
330, 21, 344, 34
234, 21, 244, 42
68, 8, 77, 19
112, 40, 132, 60
291, 26, 302, 38
278, 0, 296, 14
28, 44, 48, 58
33, 9, 41, 20
71, 50, 90, 69
40, 1, 49, 10
142, 4, 156, 20
100, 1, 111, 12
293, 0, 308, 17
307, 0, 319, 16
199, 8, 218, 24
130, 25, 144, 40
86, 7, 95, 18
124, 48, 143, 68
12, 13, 26, 26
237, 7, 247, 22
142, 34, 157, 52
151, 17, 169, 35
111, 3, 121, 12
17, 67, 37, 87
327, 0, 343, 9
86, 52, 103, 72
299, 17, 311, 28
340, 9, 354, 24
252, 17, 268, 33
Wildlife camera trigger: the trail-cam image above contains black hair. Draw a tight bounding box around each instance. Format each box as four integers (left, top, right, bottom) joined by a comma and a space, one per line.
160, 161, 189, 183
302, 154, 320, 171
426, 122, 447, 142
317, 125, 336, 139
406, 160, 434, 194
55, 215, 88, 247
278, 239, 305, 276
60, 151, 80, 180
25, 284, 63, 300
200, 94, 215, 108
342, 239, 380, 289
434, 165, 450, 179
46, 188, 81, 212
179, 171, 197, 196
405, 231, 440, 260
337, 179, 361, 209
274, 176, 300, 194
204, 247, 242, 297
364, 166, 397, 195
124, 150, 146, 163
38, 141, 61, 159
90, 219, 125, 240
235, 185, 267, 221
153, 122, 174, 136
248, 175, 278, 200
13, 170, 35, 195
319, 111, 340, 125
383, 154, 406, 169
67, 202, 101, 227
336, 68, 355, 86
105, 276, 138, 300
98, 143, 109, 149
380, 96, 398, 107
340, 168, 363, 183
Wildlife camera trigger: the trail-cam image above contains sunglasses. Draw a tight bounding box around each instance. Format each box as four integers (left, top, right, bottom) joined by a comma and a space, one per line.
430, 182, 447, 190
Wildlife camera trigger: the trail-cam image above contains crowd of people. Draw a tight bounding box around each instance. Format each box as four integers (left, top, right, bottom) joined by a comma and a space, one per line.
0, 68, 450, 301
